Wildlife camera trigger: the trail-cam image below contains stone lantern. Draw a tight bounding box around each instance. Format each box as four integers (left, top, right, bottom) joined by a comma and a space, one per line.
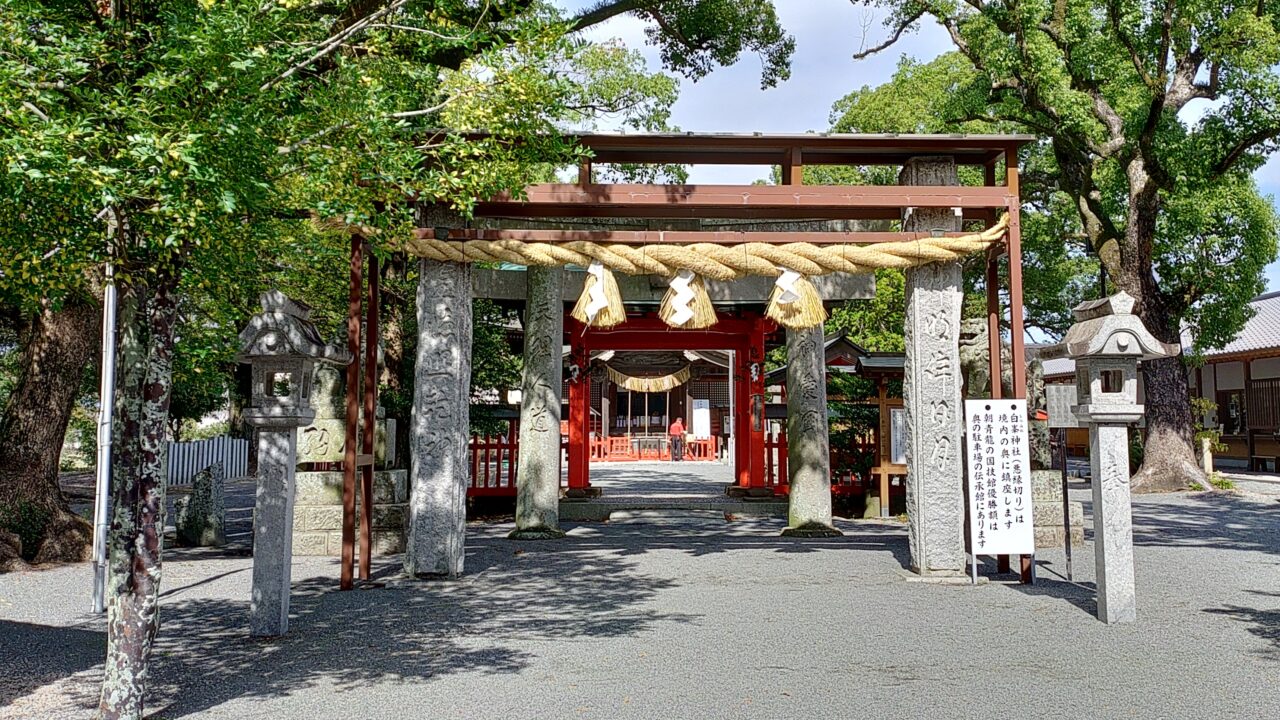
1043, 291, 1178, 624
238, 290, 351, 637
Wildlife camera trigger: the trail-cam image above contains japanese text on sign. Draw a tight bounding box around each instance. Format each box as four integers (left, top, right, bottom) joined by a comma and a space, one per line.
965, 400, 1035, 555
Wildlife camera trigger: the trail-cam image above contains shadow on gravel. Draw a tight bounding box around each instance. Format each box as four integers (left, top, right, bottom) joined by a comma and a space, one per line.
145, 535, 695, 718
0, 621, 102, 705
1129, 493, 1280, 557
140, 513, 909, 717
1007, 576, 1098, 615
1204, 590, 1280, 662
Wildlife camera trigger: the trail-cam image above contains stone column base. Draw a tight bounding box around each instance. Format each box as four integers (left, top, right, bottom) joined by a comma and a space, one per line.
291, 470, 408, 557
781, 521, 844, 538
563, 487, 603, 499
725, 486, 776, 499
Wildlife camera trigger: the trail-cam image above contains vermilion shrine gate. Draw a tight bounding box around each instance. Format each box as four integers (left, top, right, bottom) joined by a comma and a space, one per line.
334, 132, 1034, 588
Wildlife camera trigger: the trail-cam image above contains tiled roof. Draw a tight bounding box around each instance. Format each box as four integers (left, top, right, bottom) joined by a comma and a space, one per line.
1041, 356, 1077, 378
1185, 290, 1280, 358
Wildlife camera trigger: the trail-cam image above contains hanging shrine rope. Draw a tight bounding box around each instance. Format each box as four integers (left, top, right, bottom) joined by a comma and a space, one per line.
606, 365, 692, 393
402, 215, 1010, 330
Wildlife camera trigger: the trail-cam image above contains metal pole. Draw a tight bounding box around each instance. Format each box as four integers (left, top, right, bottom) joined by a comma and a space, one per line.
91, 215, 118, 614
1060, 427, 1074, 582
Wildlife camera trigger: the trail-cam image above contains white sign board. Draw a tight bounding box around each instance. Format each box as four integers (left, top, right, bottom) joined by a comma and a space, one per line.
965, 399, 1035, 556
1045, 384, 1080, 429
890, 408, 907, 465
691, 399, 711, 439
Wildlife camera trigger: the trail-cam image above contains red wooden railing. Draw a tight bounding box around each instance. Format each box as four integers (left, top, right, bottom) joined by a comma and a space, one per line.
589, 436, 718, 462
469, 425, 520, 497
765, 422, 875, 495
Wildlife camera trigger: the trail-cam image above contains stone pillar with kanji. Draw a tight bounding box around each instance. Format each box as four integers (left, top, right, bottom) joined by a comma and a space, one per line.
510, 266, 566, 539
406, 257, 473, 578
783, 325, 841, 537
901, 156, 966, 576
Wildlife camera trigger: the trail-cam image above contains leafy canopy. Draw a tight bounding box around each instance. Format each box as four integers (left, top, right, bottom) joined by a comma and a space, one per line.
850, 1, 1280, 350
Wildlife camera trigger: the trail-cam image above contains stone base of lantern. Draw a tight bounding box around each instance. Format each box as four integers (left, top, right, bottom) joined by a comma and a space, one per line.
290, 470, 408, 556
1031, 469, 1085, 550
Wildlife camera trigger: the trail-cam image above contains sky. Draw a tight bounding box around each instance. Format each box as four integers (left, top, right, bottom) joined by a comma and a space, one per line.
558, 0, 1280, 291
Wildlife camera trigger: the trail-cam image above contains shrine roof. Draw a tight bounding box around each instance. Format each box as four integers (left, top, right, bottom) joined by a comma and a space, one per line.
521, 131, 1035, 167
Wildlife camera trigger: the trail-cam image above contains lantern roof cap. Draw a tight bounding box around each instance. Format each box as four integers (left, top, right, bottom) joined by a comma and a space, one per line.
237, 291, 352, 365
1042, 292, 1180, 361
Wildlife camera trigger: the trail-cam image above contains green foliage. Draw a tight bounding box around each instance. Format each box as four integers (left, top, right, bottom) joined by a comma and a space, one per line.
1, 1, 707, 439
828, 269, 906, 352
850, 1, 1280, 348
1191, 396, 1227, 453
60, 403, 97, 471
827, 372, 879, 477
827, 52, 1100, 339
624, 0, 794, 89
181, 420, 230, 442
471, 299, 523, 401
1208, 472, 1236, 491
0, 325, 16, 408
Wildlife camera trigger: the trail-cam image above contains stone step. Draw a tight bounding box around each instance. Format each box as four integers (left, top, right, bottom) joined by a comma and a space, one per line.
559, 496, 788, 522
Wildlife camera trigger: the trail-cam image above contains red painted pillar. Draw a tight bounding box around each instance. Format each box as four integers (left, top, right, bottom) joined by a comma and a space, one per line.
748, 316, 769, 490
567, 336, 591, 491
734, 348, 751, 488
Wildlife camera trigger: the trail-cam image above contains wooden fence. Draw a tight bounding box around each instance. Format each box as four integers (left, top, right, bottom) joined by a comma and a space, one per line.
166, 436, 248, 486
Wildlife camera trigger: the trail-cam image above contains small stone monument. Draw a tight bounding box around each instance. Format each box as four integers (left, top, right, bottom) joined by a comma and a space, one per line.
174, 461, 226, 547
238, 291, 351, 637
1043, 292, 1178, 624
290, 349, 408, 558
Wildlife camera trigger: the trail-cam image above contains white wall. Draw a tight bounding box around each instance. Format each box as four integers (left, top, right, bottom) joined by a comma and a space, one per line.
1215, 361, 1245, 391
1252, 356, 1280, 379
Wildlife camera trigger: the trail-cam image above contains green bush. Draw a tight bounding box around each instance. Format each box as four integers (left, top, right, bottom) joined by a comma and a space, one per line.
60, 405, 97, 471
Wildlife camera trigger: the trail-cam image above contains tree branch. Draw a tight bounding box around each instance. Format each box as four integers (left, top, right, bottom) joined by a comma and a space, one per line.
261, 0, 409, 92
1104, 1, 1155, 90
851, 10, 923, 60
1212, 125, 1280, 176
569, 0, 651, 31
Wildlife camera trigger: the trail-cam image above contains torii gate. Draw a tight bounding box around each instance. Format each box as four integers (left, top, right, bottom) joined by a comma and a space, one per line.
341, 132, 1033, 583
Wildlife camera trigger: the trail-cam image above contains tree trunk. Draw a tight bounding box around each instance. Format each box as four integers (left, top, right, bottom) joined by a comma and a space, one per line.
98, 266, 181, 720
1134, 354, 1204, 492
1118, 161, 1204, 493
0, 300, 99, 566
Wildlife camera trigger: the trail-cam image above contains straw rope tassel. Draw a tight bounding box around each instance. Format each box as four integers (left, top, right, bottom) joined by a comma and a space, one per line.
571, 262, 626, 328
659, 270, 718, 329
766, 268, 827, 330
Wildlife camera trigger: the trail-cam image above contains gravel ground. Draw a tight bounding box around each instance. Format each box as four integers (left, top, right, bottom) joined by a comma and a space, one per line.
2, 471, 1278, 720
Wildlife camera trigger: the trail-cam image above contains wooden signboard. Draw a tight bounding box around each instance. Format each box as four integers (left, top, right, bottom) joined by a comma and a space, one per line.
965, 399, 1036, 556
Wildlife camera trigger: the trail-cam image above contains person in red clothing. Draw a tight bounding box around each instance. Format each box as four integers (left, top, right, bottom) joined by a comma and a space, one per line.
668, 417, 686, 461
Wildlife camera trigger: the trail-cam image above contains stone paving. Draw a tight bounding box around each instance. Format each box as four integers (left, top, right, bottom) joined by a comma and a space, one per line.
2, 473, 1278, 719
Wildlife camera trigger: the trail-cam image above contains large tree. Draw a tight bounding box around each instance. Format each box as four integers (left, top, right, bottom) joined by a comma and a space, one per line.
2, 2, 793, 717
852, 0, 1280, 491
0, 0, 793, 566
